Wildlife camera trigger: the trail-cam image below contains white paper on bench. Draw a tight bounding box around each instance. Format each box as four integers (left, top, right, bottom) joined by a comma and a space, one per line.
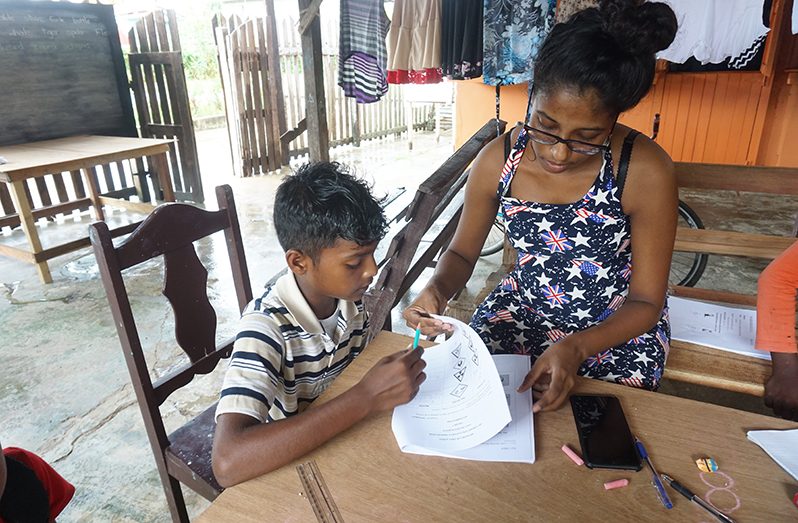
669, 297, 770, 360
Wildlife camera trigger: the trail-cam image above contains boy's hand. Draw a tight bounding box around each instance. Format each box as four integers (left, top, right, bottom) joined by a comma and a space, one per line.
403, 287, 454, 337
765, 352, 798, 421
518, 340, 584, 413
357, 346, 427, 413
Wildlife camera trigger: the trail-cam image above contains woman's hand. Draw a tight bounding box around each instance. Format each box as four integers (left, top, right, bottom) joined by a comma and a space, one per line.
403, 287, 454, 337
518, 339, 586, 413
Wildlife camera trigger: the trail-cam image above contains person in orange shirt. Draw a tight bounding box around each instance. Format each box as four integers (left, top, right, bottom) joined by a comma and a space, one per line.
756, 241, 798, 421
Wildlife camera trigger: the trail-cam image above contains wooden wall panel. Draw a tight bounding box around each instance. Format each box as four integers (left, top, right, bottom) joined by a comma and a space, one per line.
640, 72, 766, 165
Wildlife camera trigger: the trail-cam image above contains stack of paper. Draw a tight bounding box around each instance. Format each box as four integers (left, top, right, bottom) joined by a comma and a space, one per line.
391, 316, 535, 463
747, 429, 798, 481
669, 297, 770, 360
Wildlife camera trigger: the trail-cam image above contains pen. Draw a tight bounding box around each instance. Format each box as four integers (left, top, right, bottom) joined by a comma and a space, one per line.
412, 326, 421, 350
661, 474, 735, 523
635, 437, 673, 509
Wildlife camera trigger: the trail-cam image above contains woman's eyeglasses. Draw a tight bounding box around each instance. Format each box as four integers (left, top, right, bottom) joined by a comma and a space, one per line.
523, 124, 610, 156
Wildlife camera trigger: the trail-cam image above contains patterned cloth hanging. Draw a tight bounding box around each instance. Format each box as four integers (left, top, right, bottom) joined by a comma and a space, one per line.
441, 0, 483, 80
387, 0, 443, 84
338, 0, 390, 103
482, 0, 557, 87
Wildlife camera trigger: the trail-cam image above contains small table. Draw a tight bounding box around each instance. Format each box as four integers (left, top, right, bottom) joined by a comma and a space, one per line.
0, 135, 175, 283
198, 331, 798, 522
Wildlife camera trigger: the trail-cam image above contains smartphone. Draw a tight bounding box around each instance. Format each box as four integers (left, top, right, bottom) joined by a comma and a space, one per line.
569, 394, 642, 471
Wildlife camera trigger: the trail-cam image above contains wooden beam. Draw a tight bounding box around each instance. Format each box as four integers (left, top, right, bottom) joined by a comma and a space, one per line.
280, 118, 307, 144
298, 0, 324, 36
265, 0, 289, 166
298, 0, 330, 162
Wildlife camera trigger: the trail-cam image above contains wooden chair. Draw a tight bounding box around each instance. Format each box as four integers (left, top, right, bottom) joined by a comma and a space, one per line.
89, 185, 252, 523
364, 119, 506, 338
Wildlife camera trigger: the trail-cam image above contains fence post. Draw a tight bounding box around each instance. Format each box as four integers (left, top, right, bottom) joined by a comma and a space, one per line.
353, 102, 361, 147
264, 0, 289, 166
297, 0, 330, 162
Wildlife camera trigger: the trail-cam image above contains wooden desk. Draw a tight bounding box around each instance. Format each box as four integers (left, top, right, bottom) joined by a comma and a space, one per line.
198, 331, 798, 522
0, 135, 175, 283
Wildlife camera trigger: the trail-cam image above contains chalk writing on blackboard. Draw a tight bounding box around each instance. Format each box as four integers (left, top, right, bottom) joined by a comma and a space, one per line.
0, 2, 136, 145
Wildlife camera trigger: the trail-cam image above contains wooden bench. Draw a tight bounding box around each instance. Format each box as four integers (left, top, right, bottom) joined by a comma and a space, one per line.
447, 162, 798, 396
666, 162, 798, 395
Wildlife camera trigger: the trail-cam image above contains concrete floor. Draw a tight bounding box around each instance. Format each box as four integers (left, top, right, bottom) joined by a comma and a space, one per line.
1, 127, 796, 521
0, 128, 469, 521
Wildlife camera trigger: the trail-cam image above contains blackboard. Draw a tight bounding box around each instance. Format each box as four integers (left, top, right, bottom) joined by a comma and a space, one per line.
0, 1, 136, 146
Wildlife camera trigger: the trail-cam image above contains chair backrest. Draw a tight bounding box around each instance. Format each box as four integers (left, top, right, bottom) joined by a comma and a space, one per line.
89, 184, 252, 521
364, 119, 506, 338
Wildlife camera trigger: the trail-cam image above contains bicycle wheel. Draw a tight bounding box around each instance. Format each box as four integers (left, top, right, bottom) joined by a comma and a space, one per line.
480, 218, 505, 256
670, 200, 708, 287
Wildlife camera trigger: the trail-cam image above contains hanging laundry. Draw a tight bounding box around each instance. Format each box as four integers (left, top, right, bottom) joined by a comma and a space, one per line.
441, 0, 483, 80
387, 0, 443, 84
657, 0, 770, 65
339, 0, 390, 103
555, 0, 599, 25
482, 0, 557, 86
667, 0, 771, 72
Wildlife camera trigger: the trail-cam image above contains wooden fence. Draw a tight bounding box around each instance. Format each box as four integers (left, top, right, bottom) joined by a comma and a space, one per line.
0, 7, 184, 234
128, 9, 203, 203
213, 14, 284, 178
214, 13, 436, 177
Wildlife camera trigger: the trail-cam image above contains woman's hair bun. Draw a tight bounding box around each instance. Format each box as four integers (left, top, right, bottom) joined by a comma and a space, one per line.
599, 0, 677, 56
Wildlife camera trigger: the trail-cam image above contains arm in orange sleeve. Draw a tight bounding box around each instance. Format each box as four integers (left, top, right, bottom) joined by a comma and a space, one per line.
755, 241, 798, 353
755, 241, 798, 421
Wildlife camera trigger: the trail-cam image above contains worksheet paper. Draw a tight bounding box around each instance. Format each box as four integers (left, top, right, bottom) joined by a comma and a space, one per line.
391, 316, 535, 463
747, 429, 798, 481
668, 297, 769, 360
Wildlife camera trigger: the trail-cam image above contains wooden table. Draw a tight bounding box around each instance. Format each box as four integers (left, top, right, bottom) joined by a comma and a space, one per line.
198, 331, 798, 522
0, 135, 175, 283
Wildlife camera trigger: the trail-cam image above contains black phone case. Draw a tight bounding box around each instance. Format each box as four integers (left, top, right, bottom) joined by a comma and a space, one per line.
570, 394, 643, 471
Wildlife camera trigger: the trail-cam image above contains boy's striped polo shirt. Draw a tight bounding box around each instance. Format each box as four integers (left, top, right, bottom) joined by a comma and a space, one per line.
216, 273, 370, 422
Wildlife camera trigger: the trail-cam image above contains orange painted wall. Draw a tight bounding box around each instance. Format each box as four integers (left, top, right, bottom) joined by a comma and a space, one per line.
454, 79, 530, 148
757, 71, 798, 166
454, 73, 778, 165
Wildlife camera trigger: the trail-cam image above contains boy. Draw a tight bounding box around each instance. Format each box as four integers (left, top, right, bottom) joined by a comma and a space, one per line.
212, 163, 426, 487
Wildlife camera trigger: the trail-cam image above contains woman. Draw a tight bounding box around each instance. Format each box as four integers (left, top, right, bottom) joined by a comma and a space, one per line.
404, 0, 679, 412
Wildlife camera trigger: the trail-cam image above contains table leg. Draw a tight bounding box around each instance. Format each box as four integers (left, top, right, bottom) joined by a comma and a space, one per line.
7, 180, 52, 283
151, 152, 175, 202
82, 166, 105, 221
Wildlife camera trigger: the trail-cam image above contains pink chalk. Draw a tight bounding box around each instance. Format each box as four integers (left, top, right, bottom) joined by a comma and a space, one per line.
561, 444, 584, 466
604, 479, 629, 490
